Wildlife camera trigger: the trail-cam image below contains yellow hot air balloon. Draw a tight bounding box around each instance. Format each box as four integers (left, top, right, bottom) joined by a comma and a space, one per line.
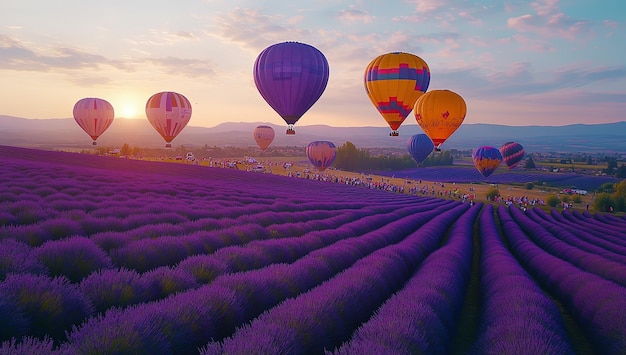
364, 52, 430, 136
253, 125, 275, 151
414, 89, 466, 151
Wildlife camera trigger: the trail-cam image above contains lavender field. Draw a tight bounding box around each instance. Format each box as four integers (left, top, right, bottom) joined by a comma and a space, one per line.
375, 166, 618, 191
1, 145, 625, 354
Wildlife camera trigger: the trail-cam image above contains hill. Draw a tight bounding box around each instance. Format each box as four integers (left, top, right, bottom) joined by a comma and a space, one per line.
1, 115, 625, 152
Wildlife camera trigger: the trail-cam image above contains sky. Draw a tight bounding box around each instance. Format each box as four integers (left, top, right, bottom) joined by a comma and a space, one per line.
1, 0, 625, 130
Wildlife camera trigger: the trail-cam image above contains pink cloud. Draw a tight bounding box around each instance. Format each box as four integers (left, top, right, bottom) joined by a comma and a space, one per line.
507, 0, 591, 40
337, 6, 375, 24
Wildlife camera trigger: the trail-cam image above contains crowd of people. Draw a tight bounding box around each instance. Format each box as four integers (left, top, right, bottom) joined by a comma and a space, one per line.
204, 159, 559, 211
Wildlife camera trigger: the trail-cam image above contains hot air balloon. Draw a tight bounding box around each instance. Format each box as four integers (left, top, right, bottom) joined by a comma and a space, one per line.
145, 91, 192, 148
253, 41, 330, 135
72, 98, 115, 145
500, 142, 525, 170
407, 134, 434, 164
414, 89, 466, 151
472, 146, 502, 178
306, 141, 336, 172
364, 52, 430, 136
253, 125, 275, 151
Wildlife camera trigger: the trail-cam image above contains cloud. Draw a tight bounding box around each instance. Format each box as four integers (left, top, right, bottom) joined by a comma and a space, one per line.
507, 0, 591, 40
337, 6, 375, 24
126, 30, 201, 47
0, 34, 217, 84
143, 57, 217, 78
0, 35, 127, 72
440, 62, 626, 99
400, 0, 495, 27
510, 34, 554, 52
487, 62, 534, 84
408, 0, 446, 14
210, 8, 311, 52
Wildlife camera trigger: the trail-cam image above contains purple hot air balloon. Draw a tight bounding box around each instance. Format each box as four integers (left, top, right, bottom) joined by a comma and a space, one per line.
407, 134, 434, 164
253, 41, 330, 135
472, 146, 503, 178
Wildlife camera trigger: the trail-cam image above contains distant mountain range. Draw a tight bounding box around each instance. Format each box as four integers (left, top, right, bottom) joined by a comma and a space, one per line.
1, 115, 625, 153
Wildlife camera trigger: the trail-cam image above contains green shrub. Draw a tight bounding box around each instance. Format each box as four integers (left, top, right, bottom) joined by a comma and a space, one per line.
572, 195, 582, 204
525, 182, 534, 190
593, 193, 615, 212
546, 194, 560, 207
485, 187, 499, 201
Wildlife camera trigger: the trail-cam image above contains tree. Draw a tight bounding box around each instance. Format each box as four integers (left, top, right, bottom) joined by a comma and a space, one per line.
616, 165, 626, 178
613, 179, 626, 211
422, 151, 453, 167
593, 193, 615, 212
597, 182, 615, 194
524, 155, 536, 169
334, 142, 415, 171
120, 143, 132, 156
334, 141, 361, 171
606, 159, 617, 175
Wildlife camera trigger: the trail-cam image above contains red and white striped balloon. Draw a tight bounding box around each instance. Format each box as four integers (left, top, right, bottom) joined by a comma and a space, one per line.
73, 98, 115, 145
145, 91, 192, 148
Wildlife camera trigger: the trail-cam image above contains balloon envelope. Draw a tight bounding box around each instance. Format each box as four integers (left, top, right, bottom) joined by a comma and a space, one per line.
253, 41, 329, 134
407, 134, 434, 164
253, 125, 275, 151
306, 141, 336, 172
472, 146, 503, 178
500, 142, 525, 169
145, 91, 192, 148
414, 89, 466, 150
364, 52, 430, 136
73, 98, 115, 145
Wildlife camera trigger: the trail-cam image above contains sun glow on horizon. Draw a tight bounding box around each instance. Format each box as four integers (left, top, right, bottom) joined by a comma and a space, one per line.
118, 103, 138, 119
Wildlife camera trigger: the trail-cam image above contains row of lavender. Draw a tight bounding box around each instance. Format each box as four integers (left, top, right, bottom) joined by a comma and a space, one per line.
1, 146, 625, 353
498, 205, 626, 354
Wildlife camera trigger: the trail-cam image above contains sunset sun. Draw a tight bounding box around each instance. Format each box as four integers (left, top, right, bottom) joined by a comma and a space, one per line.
119, 102, 142, 119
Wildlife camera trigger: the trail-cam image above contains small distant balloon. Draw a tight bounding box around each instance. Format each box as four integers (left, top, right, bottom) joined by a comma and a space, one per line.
253, 125, 275, 151
145, 91, 192, 148
306, 141, 336, 172
472, 146, 503, 178
73, 98, 115, 145
364, 52, 430, 136
253, 41, 330, 135
407, 134, 434, 164
414, 89, 466, 151
500, 142, 525, 170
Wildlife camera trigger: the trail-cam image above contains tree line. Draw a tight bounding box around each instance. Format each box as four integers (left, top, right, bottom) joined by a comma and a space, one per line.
333, 141, 453, 172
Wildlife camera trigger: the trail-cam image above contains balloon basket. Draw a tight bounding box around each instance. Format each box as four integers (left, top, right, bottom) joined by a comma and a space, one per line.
286, 129, 296, 135
389, 131, 399, 137
92, 141, 97, 146
165, 143, 172, 148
